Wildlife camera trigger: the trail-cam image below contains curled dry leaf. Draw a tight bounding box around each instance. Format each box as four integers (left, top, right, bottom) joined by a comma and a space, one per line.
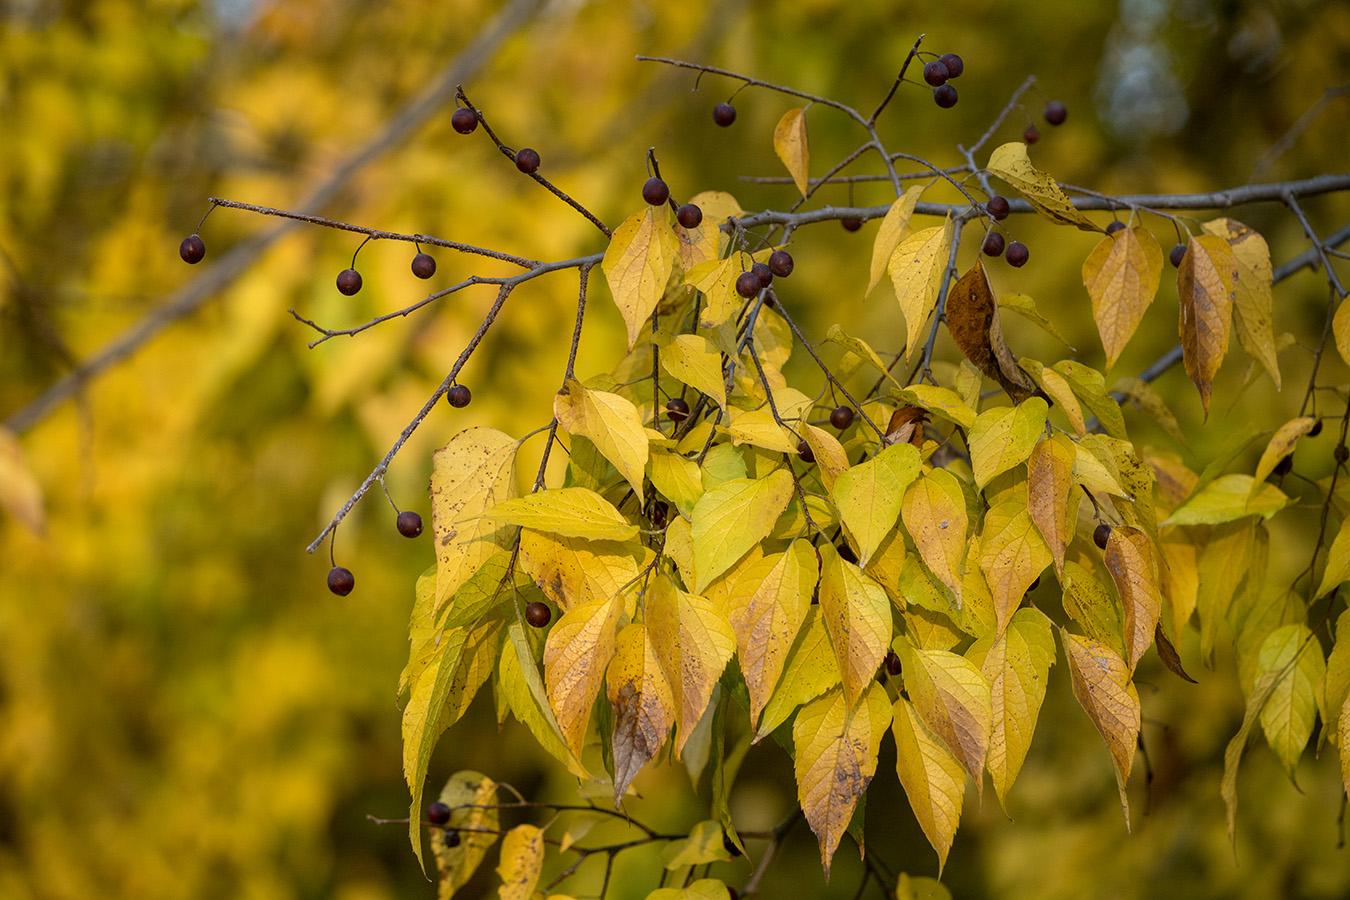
945, 260, 1037, 402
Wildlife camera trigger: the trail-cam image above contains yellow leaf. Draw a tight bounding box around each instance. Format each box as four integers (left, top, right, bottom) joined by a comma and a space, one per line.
867, 184, 926, 296
648, 449, 704, 520
543, 596, 624, 755
1178, 233, 1239, 417
677, 189, 743, 271
999, 292, 1074, 348
968, 397, 1048, 491
665, 514, 695, 584
725, 407, 800, 454
1159, 528, 1200, 638
902, 469, 969, 605
657, 333, 726, 409
484, 487, 639, 542
646, 579, 737, 754
431, 427, 520, 612
1027, 434, 1076, 577
1196, 520, 1255, 665
1335, 300, 1350, 368
819, 542, 893, 707
685, 256, 741, 330
756, 608, 842, 740
1257, 623, 1325, 779
1061, 560, 1125, 656
1104, 526, 1162, 673
891, 696, 966, 873
794, 684, 891, 877
659, 820, 734, 868
690, 470, 794, 592
1203, 217, 1279, 389
1062, 632, 1139, 829
889, 218, 954, 358
602, 206, 680, 348
496, 824, 545, 900
0, 427, 45, 533
801, 423, 850, 492
970, 609, 1056, 809
499, 624, 589, 777
833, 442, 921, 566
892, 384, 976, 430
1019, 363, 1085, 436
1159, 473, 1287, 527
717, 540, 817, 727
824, 324, 902, 386
606, 623, 676, 802
985, 142, 1099, 231
773, 107, 810, 197
1251, 416, 1316, 496
1082, 227, 1164, 368
554, 377, 649, 500
427, 771, 499, 889
896, 873, 954, 900
647, 879, 735, 900
896, 640, 993, 791
519, 531, 646, 613
1318, 611, 1350, 745
1052, 360, 1128, 439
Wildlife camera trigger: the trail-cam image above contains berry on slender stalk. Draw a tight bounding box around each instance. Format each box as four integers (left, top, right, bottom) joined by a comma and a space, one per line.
1105, 220, 1126, 235
752, 262, 773, 288
1023, 124, 1040, 144
1006, 241, 1030, 267
769, 250, 794, 277
676, 204, 702, 228
447, 385, 472, 408
923, 60, 949, 86
837, 543, 858, 564
986, 196, 1010, 220
830, 405, 855, 429
649, 501, 668, 529
179, 234, 205, 264
514, 148, 540, 174
933, 84, 958, 108
1044, 101, 1068, 125
397, 511, 423, 538
451, 107, 478, 134
443, 829, 461, 848
939, 53, 964, 78
841, 216, 863, 232
666, 397, 690, 422
797, 439, 815, 463
412, 252, 436, 279
1272, 455, 1294, 477
1337, 444, 1349, 464
735, 271, 761, 299
427, 802, 451, 825
525, 601, 551, 628
1169, 244, 1187, 267
1093, 523, 1112, 550
336, 268, 362, 295
723, 833, 743, 858
982, 231, 1006, 257
327, 566, 355, 596
642, 177, 670, 206
713, 102, 736, 126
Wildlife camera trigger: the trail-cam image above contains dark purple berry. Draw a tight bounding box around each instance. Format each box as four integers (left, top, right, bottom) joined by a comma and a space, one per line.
982, 231, 1006, 257
1169, 244, 1187, 267
830, 405, 855, 429
427, 802, 451, 825
934, 84, 958, 108
336, 268, 362, 295
412, 252, 436, 279
939, 53, 964, 78
752, 262, 773, 288
723, 833, 743, 858
1093, 523, 1112, 550
447, 385, 472, 408
514, 148, 540, 174
179, 234, 205, 264
676, 204, 703, 228
327, 566, 355, 596
1105, 220, 1126, 235
666, 397, 690, 422
525, 601, 551, 628
923, 60, 949, 87
443, 829, 461, 848
1006, 241, 1029, 267
397, 510, 423, 538
768, 250, 794, 277
1309, 419, 1324, 437
642, 177, 670, 206
1044, 101, 1068, 125
1337, 445, 1349, 464
1023, 124, 1040, 144
797, 439, 814, 463
713, 102, 736, 127
837, 543, 858, 564
451, 107, 478, 134
841, 216, 863, 232
885, 650, 903, 676
735, 271, 761, 299
986, 196, 1010, 220
1272, 455, 1293, 477
650, 501, 668, 529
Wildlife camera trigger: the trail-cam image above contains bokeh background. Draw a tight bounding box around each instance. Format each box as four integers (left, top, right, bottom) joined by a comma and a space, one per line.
3, 1, 1350, 898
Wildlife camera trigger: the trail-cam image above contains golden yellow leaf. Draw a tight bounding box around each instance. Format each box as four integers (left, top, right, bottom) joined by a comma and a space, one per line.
0, 427, 45, 534
1104, 526, 1162, 673
902, 469, 969, 605
1203, 217, 1280, 389
999, 292, 1074, 347
892, 384, 976, 430
1082, 227, 1164, 368
1159, 473, 1287, 527
985, 142, 1099, 231
1027, 434, 1076, 577
645, 579, 736, 754
1178, 233, 1239, 417
646, 879, 736, 900
979, 497, 1052, 636
483, 487, 639, 542
498, 624, 589, 777
833, 442, 921, 566
794, 684, 891, 877
1159, 528, 1200, 638
818, 542, 893, 707
801, 423, 850, 492
891, 696, 966, 873
1318, 611, 1350, 746
867, 184, 926, 296
496, 824, 545, 900
606, 623, 676, 802
756, 608, 842, 741
431, 427, 520, 612
773, 107, 810, 196
657, 333, 726, 409
968, 397, 1049, 490
725, 407, 800, 454
1062, 631, 1139, 829
427, 771, 499, 889
543, 596, 623, 756
690, 470, 794, 592
676, 189, 743, 272
1052, 360, 1128, 439
897, 639, 993, 791
889, 217, 954, 358
554, 377, 649, 500
717, 540, 817, 727
1020, 363, 1085, 436
602, 206, 679, 348
1335, 300, 1350, 369
685, 256, 741, 330
1251, 416, 1316, 497
1061, 560, 1125, 656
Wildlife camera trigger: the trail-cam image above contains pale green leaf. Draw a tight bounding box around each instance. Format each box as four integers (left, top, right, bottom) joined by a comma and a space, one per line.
969, 398, 1048, 490
691, 470, 795, 592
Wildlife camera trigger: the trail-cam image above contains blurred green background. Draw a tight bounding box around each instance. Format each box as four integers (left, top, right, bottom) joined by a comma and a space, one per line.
2, 1, 1349, 898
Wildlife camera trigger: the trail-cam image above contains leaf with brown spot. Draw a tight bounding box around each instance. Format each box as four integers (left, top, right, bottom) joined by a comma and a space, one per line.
986, 142, 1100, 231
818, 542, 893, 707
891, 696, 966, 873
1178, 233, 1239, 417
945, 260, 1037, 401
896, 639, 993, 792
602, 206, 679, 348
606, 623, 675, 805
645, 579, 737, 754
1250, 416, 1316, 497
543, 596, 624, 756
1062, 631, 1139, 829
1103, 525, 1162, 673
902, 469, 969, 606
979, 495, 1052, 638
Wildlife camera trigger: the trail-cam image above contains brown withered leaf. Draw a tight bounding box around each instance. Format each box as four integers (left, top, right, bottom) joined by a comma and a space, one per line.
884, 405, 928, 448
1178, 234, 1238, 418
1153, 623, 1197, 683
945, 260, 1037, 402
